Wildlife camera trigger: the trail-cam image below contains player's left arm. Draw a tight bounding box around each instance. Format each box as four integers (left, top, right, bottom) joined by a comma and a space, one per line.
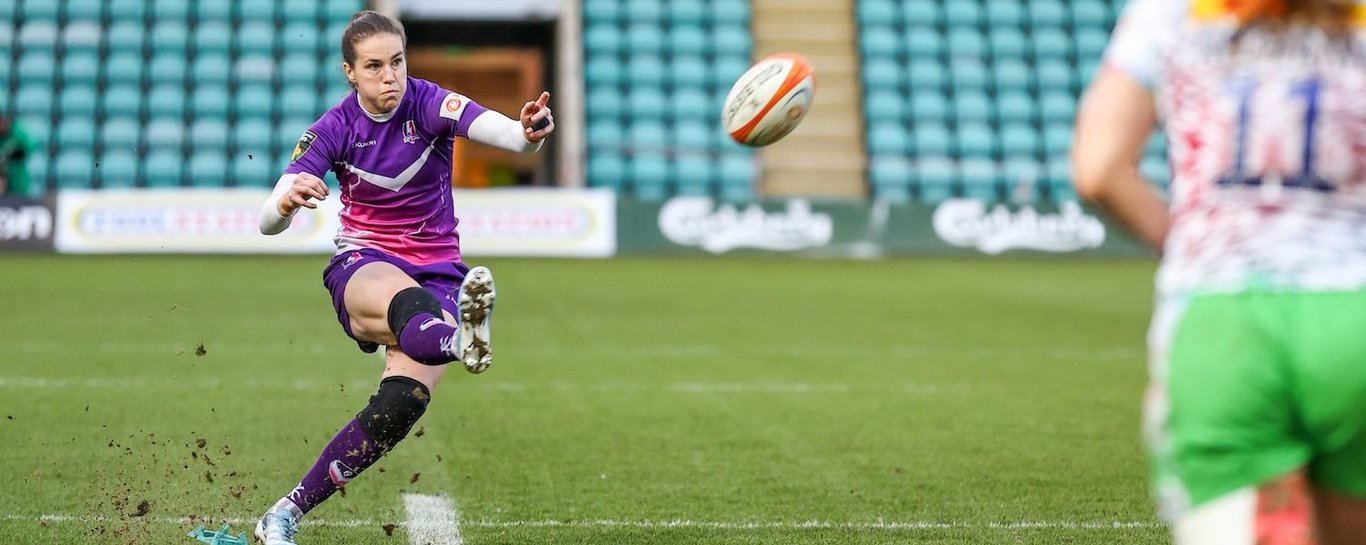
466, 91, 554, 153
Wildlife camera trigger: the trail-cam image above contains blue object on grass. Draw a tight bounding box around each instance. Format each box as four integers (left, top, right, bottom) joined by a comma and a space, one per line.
188, 523, 249, 545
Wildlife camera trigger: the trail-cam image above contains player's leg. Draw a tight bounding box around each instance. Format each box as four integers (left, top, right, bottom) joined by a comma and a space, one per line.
1147, 294, 1316, 544
345, 260, 464, 365
1312, 488, 1366, 545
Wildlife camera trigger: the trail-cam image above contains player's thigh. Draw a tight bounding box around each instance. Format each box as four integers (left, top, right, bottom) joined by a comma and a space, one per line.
1149, 295, 1311, 514
344, 261, 420, 344
1313, 486, 1366, 545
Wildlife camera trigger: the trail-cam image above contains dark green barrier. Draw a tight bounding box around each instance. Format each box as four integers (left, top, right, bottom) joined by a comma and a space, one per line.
619, 197, 1151, 258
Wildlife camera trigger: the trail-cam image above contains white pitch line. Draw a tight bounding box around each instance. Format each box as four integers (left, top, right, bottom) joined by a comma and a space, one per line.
1, 514, 1162, 531
403, 493, 463, 545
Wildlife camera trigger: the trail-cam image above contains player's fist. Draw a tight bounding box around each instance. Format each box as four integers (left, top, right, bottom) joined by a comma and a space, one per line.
520, 91, 555, 143
278, 172, 329, 216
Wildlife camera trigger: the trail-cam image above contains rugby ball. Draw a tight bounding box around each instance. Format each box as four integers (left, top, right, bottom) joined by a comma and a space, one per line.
722, 53, 816, 147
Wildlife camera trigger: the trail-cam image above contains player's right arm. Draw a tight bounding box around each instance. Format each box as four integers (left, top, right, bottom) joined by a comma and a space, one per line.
260, 125, 338, 235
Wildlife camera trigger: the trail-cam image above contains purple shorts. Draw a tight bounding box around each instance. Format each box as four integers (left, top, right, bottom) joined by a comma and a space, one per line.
322, 248, 470, 352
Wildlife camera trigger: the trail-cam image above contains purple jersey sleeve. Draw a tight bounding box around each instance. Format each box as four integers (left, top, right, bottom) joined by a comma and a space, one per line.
284, 115, 342, 178
412, 78, 491, 140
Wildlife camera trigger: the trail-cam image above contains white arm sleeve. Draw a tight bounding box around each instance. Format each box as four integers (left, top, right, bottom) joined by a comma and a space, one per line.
1104, 0, 1189, 89
259, 173, 298, 235
466, 110, 544, 154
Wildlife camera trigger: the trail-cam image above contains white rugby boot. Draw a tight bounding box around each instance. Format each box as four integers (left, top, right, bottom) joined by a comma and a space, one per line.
458, 266, 496, 374
253, 505, 301, 545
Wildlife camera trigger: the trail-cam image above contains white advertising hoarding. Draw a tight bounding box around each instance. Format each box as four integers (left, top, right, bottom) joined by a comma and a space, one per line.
54, 188, 616, 258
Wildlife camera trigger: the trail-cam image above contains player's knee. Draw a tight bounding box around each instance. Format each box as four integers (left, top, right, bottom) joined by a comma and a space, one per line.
356, 376, 430, 451
387, 287, 443, 336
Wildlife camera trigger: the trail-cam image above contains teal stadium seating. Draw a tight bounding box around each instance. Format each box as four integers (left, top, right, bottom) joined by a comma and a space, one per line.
2, 0, 365, 192
858, 0, 1167, 203
583, 0, 758, 201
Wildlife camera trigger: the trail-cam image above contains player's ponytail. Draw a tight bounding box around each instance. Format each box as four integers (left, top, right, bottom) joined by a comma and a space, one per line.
340, 11, 408, 86
1234, 0, 1356, 36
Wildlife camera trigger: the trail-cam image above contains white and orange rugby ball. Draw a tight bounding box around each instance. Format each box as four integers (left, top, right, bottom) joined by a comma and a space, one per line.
722, 53, 815, 147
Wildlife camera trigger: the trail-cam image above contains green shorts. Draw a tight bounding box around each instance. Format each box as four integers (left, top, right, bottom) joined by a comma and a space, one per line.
1147, 289, 1366, 518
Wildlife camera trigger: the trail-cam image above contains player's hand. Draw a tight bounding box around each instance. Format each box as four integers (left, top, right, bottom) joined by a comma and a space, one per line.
278, 172, 329, 216
520, 91, 555, 143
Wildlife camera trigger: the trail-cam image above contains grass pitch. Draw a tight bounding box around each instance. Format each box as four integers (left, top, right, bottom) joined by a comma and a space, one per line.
0, 255, 1166, 544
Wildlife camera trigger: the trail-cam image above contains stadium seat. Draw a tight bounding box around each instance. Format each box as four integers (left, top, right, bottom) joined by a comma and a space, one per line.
865, 90, 907, 123
147, 85, 188, 120
953, 92, 993, 125
54, 150, 96, 189
189, 152, 229, 187
235, 55, 275, 85
901, 0, 942, 26
99, 117, 142, 153
108, 1, 147, 22
583, 0, 620, 23
667, 0, 705, 25
103, 52, 145, 88
991, 59, 1032, 92
989, 27, 1027, 60
667, 26, 709, 57
276, 118, 313, 155
587, 120, 626, 152
1074, 28, 1110, 60
667, 56, 708, 89
1071, 0, 1110, 29
98, 151, 141, 189
196, 0, 232, 22
1035, 60, 1075, 92
628, 121, 670, 153
1029, 0, 1069, 28
17, 52, 55, 83
627, 55, 666, 88
946, 28, 986, 60
861, 26, 899, 60
232, 153, 273, 187
868, 122, 909, 156
711, 55, 750, 88
718, 154, 755, 197
58, 85, 99, 118
145, 118, 186, 151
905, 27, 943, 59
913, 123, 951, 157
956, 122, 999, 160
150, 52, 188, 86
999, 123, 1040, 159
61, 22, 103, 54
586, 85, 624, 120
714, 27, 751, 57
1043, 123, 1074, 156
60, 53, 101, 86
281, 1, 319, 23
1141, 156, 1170, 185
588, 153, 626, 188
19, 115, 51, 150
712, 0, 750, 25
21, 2, 59, 22
192, 53, 231, 86
194, 21, 233, 53
584, 24, 621, 55
950, 60, 988, 92
917, 157, 955, 203
985, 0, 1024, 27
237, 21, 277, 56
102, 85, 143, 119
144, 150, 184, 187
191, 85, 231, 119
869, 156, 913, 202
910, 91, 947, 124
629, 153, 671, 200
674, 154, 715, 196
626, 88, 666, 120
281, 22, 319, 54
16, 84, 53, 117
150, 21, 190, 52
1032, 27, 1072, 61
858, 0, 896, 25
0, 56, 12, 87
960, 159, 1001, 199
190, 119, 229, 154
673, 120, 712, 152
239, 0, 277, 22
57, 116, 96, 150
18, 22, 58, 52
626, 23, 664, 55
67, 0, 105, 21
945, 1, 982, 27
670, 87, 710, 122
234, 85, 275, 121
995, 91, 1037, 125
107, 22, 145, 53
153, 0, 191, 21
1039, 91, 1077, 123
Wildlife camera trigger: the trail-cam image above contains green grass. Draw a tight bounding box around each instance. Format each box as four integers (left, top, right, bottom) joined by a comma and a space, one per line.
0, 255, 1168, 544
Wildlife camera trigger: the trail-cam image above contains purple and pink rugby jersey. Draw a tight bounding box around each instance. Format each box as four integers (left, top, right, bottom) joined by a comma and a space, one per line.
286, 76, 490, 266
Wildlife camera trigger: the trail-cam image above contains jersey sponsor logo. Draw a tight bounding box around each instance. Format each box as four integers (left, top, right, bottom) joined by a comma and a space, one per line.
418, 317, 443, 331
342, 251, 364, 269
403, 120, 418, 144
438, 93, 469, 122
291, 131, 317, 162
353, 140, 377, 148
